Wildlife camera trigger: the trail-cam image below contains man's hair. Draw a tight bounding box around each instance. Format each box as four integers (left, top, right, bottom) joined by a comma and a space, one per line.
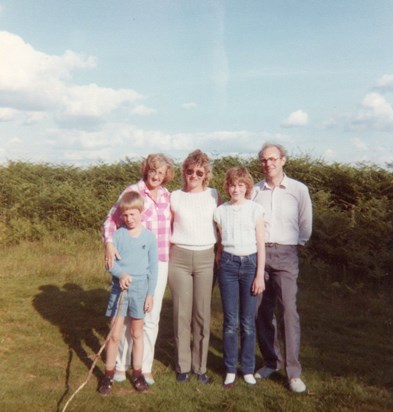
223, 166, 254, 199
258, 142, 288, 161
119, 191, 144, 212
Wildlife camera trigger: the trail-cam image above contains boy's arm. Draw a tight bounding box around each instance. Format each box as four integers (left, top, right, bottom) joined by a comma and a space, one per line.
119, 273, 132, 290
144, 295, 153, 313
107, 231, 125, 278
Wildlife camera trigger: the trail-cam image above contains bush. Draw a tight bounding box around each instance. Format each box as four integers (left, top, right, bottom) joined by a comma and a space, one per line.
0, 157, 392, 285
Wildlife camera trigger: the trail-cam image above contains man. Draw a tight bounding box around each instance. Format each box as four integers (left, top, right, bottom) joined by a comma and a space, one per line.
253, 142, 312, 393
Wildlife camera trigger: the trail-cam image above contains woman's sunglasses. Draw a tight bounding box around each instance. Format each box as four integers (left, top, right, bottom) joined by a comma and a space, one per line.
185, 169, 204, 177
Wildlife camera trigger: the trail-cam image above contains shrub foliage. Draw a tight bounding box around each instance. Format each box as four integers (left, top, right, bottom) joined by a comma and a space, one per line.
0, 156, 392, 285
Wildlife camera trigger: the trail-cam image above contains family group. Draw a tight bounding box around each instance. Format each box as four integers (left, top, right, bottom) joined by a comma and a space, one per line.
97, 142, 313, 395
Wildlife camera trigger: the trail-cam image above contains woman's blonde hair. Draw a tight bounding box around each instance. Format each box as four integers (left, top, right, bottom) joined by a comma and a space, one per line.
141, 153, 175, 185
223, 166, 254, 199
182, 149, 212, 189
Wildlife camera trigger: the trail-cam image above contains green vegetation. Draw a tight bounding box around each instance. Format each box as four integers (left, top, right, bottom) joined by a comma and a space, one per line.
0, 233, 392, 411
1, 156, 392, 285
0, 156, 392, 410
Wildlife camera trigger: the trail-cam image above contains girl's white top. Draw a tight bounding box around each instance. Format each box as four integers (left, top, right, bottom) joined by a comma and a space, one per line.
214, 199, 265, 256
170, 187, 219, 250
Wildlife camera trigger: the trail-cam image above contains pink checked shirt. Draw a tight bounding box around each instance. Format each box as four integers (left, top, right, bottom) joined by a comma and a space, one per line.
102, 180, 171, 262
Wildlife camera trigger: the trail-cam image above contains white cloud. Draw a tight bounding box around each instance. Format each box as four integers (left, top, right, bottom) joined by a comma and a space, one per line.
352, 92, 393, 130
61, 84, 141, 118
321, 118, 338, 129
350, 137, 368, 151
0, 108, 19, 121
0, 31, 143, 120
282, 110, 309, 128
24, 111, 48, 125
0, 122, 274, 166
323, 149, 335, 161
131, 105, 156, 116
181, 102, 197, 110
375, 74, 393, 92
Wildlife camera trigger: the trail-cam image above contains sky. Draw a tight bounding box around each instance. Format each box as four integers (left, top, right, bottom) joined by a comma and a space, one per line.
1, 0, 393, 167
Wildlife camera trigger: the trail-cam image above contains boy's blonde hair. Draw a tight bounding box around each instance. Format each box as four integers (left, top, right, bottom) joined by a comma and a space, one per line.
223, 166, 254, 199
119, 191, 144, 212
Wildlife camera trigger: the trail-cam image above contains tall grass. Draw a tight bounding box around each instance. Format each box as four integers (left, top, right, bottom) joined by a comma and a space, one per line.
0, 233, 392, 411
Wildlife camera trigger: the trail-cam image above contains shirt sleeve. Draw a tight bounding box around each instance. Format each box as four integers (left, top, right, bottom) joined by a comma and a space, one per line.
108, 231, 124, 278
298, 185, 313, 245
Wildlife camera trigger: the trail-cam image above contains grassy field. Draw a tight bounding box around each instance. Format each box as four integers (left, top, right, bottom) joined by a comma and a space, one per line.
0, 232, 392, 412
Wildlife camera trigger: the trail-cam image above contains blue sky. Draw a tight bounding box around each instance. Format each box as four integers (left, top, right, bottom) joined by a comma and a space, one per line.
1, 0, 393, 167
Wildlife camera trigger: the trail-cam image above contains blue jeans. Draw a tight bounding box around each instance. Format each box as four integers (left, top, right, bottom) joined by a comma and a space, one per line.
218, 251, 258, 375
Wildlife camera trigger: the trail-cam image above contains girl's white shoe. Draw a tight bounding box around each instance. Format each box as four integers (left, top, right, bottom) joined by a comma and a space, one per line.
243, 374, 256, 385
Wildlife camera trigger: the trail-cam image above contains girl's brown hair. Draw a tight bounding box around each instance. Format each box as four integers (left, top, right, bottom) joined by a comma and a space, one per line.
223, 166, 254, 199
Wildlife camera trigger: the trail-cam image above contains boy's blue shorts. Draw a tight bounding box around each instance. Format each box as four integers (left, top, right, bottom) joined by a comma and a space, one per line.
105, 277, 148, 319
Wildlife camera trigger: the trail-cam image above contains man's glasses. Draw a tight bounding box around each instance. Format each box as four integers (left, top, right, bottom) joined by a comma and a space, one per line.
185, 168, 205, 177
260, 157, 281, 165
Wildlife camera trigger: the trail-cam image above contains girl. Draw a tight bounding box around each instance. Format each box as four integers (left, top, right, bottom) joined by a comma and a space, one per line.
214, 166, 265, 388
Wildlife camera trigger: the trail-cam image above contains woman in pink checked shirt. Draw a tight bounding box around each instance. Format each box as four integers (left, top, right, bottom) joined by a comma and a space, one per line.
102, 153, 174, 386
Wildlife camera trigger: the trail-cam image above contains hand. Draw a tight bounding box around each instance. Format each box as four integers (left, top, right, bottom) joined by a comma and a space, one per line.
105, 242, 121, 270
144, 295, 154, 313
252, 276, 265, 296
119, 274, 132, 290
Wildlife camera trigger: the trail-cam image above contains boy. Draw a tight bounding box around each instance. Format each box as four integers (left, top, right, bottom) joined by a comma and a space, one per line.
98, 191, 158, 395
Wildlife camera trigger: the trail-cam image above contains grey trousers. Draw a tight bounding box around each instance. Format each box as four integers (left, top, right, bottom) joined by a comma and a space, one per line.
168, 245, 214, 374
256, 244, 302, 379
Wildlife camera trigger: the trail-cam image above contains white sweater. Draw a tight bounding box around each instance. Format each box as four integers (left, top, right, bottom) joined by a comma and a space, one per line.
170, 188, 219, 250
214, 199, 264, 256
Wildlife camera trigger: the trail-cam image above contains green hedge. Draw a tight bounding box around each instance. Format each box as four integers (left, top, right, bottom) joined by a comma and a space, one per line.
0, 157, 392, 285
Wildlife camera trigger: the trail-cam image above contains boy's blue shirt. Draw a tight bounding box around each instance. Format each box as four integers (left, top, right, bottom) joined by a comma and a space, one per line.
109, 226, 158, 295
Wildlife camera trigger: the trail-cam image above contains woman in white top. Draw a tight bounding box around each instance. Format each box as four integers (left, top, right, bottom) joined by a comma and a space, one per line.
214, 166, 265, 388
169, 149, 220, 384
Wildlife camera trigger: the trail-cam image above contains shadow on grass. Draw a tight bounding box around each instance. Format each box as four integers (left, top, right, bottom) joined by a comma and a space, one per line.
32, 283, 109, 409
155, 295, 175, 370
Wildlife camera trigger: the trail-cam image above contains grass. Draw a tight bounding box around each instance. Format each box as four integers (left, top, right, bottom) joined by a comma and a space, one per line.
0, 232, 392, 412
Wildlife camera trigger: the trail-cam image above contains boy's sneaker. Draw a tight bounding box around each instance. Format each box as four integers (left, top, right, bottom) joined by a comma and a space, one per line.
289, 377, 306, 393
113, 370, 126, 383
176, 372, 190, 383
131, 374, 149, 393
254, 366, 278, 379
98, 375, 113, 395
